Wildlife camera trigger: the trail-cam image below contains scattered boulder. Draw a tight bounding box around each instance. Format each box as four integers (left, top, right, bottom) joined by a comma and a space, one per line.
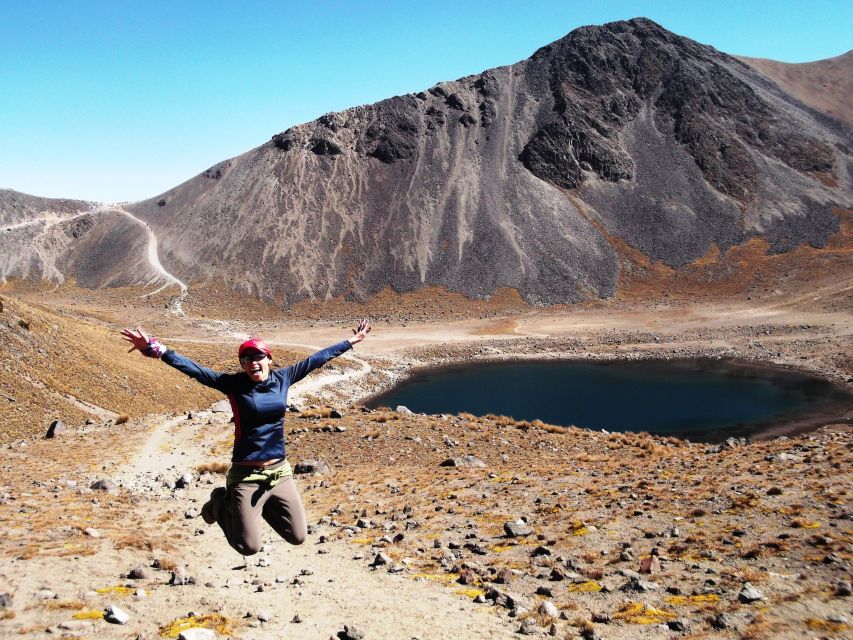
0, 593, 12, 608
104, 604, 129, 624
395, 405, 413, 414
439, 455, 487, 468
210, 400, 231, 413
738, 582, 764, 603
89, 479, 118, 493
175, 473, 193, 489
45, 420, 66, 438
504, 520, 533, 538
338, 625, 365, 640
370, 552, 391, 567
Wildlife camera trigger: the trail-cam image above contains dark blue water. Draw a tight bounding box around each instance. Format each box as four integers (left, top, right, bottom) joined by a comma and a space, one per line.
366, 359, 851, 442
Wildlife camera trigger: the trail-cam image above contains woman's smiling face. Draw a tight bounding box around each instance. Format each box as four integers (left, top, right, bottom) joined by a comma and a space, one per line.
240, 350, 271, 382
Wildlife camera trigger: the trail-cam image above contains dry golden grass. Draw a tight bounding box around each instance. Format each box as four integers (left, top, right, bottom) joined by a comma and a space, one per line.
741, 615, 786, 639
299, 407, 337, 419
28, 599, 87, 611
196, 461, 230, 475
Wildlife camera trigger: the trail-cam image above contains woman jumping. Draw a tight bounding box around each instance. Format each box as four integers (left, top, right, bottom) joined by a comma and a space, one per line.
121, 320, 371, 556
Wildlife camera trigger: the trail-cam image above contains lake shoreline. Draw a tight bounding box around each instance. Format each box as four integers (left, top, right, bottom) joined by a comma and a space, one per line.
359, 351, 853, 444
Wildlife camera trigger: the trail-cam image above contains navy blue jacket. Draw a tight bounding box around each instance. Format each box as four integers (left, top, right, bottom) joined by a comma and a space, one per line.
162, 340, 352, 462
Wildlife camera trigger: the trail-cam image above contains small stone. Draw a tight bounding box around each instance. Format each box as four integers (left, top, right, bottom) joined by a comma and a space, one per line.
257, 609, 272, 622
329, 409, 343, 419
710, 613, 730, 629
36, 589, 57, 599
668, 618, 689, 631
175, 473, 193, 489
210, 399, 231, 413
0, 593, 12, 608
370, 552, 391, 567
739, 582, 763, 603
294, 459, 331, 475
127, 566, 150, 580
495, 568, 512, 584
395, 406, 413, 414
291, 613, 302, 623
518, 618, 538, 635
184, 508, 199, 519
169, 568, 196, 586
57, 620, 92, 631
538, 600, 559, 617
639, 556, 661, 574
338, 625, 365, 640
83, 527, 101, 538
835, 580, 852, 596
89, 479, 118, 493
178, 629, 215, 640
104, 604, 130, 624
621, 577, 659, 592
504, 520, 533, 537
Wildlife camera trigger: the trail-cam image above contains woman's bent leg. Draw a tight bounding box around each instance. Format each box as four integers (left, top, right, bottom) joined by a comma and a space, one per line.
217, 482, 268, 556
262, 477, 307, 545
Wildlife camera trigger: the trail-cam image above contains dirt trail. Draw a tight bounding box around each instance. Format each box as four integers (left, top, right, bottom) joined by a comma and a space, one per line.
43, 410, 518, 640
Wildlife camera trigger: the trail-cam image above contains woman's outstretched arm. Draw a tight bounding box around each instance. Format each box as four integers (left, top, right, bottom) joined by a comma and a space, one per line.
121, 325, 229, 391
285, 318, 371, 385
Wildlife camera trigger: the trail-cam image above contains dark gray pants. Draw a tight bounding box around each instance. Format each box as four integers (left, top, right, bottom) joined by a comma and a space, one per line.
214, 476, 307, 556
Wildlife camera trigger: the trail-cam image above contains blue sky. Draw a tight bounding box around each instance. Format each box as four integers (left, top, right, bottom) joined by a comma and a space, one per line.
2, 1, 850, 203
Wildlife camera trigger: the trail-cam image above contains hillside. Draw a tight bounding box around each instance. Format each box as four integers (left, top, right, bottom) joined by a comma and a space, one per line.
0, 190, 160, 289
0, 295, 317, 442
1, 395, 850, 639
738, 51, 853, 127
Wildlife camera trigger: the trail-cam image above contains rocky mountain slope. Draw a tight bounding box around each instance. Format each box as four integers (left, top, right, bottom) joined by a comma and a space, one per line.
124, 18, 851, 306
2, 19, 851, 307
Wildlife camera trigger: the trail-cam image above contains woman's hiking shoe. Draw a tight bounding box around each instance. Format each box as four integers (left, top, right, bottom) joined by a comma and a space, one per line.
201, 487, 226, 524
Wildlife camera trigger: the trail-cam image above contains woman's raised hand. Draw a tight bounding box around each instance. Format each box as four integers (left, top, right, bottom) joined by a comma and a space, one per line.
121, 326, 151, 353
349, 318, 372, 344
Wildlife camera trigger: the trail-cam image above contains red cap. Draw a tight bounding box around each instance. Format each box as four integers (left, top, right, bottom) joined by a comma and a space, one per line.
238, 338, 272, 358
